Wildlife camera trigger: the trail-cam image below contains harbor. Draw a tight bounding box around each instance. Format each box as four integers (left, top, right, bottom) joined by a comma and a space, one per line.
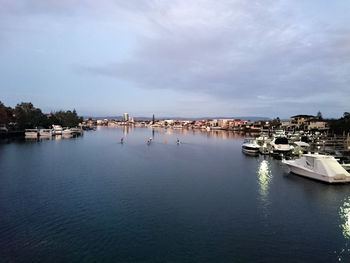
1, 0, 349, 261
1, 126, 350, 262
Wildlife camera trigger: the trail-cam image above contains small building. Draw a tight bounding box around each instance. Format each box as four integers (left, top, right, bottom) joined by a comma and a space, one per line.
218, 119, 234, 129
123, 113, 129, 122
307, 119, 328, 131
290, 115, 315, 130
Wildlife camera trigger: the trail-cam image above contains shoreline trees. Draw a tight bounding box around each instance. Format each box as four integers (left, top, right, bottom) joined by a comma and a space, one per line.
0, 101, 83, 130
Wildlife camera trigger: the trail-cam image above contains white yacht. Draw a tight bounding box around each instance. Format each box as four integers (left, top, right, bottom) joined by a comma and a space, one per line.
259, 142, 270, 155
70, 127, 83, 136
39, 129, 52, 137
282, 154, 350, 183
270, 137, 292, 155
292, 141, 310, 155
256, 134, 271, 144
242, 139, 260, 155
25, 129, 38, 138
274, 130, 285, 137
62, 128, 73, 137
52, 125, 63, 135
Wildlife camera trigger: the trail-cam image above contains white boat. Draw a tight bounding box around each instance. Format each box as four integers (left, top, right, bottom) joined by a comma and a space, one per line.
341, 163, 350, 172
256, 134, 271, 144
242, 138, 260, 155
39, 129, 52, 137
62, 128, 73, 137
25, 129, 38, 138
259, 142, 270, 155
70, 127, 83, 136
52, 125, 63, 135
282, 154, 350, 183
274, 130, 285, 137
292, 141, 310, 155
270, 137, 292, 154
0, 124, 8, 133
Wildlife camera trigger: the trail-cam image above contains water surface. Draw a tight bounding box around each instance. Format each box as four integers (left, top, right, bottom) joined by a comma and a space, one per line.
0, 127, 349, 262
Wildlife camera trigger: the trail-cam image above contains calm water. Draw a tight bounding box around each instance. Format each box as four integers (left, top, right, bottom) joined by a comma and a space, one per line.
1, 127, 350, 262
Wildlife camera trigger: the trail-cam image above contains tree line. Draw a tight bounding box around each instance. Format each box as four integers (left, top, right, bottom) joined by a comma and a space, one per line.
327, 112, 350, 135
0, 101, 83, 130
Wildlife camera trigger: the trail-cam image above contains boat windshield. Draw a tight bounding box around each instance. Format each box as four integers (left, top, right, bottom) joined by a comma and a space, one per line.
275, 137, 288, 145
244, 139, 256, 144
305, 156, 315, 168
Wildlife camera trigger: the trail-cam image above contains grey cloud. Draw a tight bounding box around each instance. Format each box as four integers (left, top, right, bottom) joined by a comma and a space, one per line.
1, 0, 349, 116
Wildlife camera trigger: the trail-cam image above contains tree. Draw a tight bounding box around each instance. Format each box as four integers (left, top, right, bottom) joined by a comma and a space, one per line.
0, 101, 9, 125
14, 102, 44, 129
271, 117, 281, 128
317, 111, 323, 120
53, 109, 83, 127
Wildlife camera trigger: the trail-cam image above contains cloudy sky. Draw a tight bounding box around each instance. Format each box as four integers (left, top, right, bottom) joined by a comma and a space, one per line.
1, 0, 349, 118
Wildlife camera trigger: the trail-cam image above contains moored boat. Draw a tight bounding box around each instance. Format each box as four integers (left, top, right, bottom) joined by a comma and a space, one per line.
292, 141, 310, 155
242, 138, 260, 155
70, 127, 83, 136
270, 137, 292, 155
62, 128, 73, 138
25, 129, 38, 138
39, 129, 52, 138
52, 125, 63, 135
282, 154, 350, 183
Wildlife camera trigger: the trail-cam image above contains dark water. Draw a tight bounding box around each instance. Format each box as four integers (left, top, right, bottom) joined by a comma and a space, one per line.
1, 127, 349, 262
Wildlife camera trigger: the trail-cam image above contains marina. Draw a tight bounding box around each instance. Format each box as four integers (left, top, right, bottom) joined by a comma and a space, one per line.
1, 127, 350, 262
2, 0, 349, 261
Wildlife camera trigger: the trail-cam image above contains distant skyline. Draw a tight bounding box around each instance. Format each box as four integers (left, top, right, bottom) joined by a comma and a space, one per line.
1, 0, 349, 118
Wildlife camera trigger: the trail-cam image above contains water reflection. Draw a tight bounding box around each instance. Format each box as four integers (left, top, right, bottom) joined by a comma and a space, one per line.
150, 127, 250, 140
258, 159, 273, 199
340, 197, 350, 239
257, 159, 273, 216
337, 197, 350, 261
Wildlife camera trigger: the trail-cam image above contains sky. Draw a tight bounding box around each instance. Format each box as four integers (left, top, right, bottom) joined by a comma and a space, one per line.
0, 0, 349, 118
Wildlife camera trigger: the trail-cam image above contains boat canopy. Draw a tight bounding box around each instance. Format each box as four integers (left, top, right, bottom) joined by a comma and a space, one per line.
275, 137, 288, 145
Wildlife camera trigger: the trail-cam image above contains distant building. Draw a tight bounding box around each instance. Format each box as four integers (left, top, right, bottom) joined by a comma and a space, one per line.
282, 115, 328, 131
123, 113, 129, 122
308, 119, 328, 131
290, 115, 314, 129
218, 119, 234, 129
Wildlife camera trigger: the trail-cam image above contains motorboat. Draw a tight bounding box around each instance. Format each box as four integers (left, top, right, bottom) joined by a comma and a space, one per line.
25, 129, 38, 138
70, 127, 83, 136
39, 129, 52, 138
256, 134, 271, 144
341, 163, 350, 172
259, 142, 270, 155
62, 128, 73, 137
292, 141, 310, 155
249, 126, 262, 133
0, 124, 8, 133
242, 138, 260, 155
270, 137, 292, 155
52, 125, 63, 135
282, 154, 350, 183
274, 130, 285, 137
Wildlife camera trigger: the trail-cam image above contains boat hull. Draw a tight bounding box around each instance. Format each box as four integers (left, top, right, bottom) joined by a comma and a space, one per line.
242, 147, 259, 155
284, 162, 350, 183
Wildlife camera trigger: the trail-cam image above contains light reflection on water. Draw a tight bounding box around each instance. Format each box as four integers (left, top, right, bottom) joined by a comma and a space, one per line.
337, 197, 350, 261
258, 160, 272, 198
340, 197, 350, 239
257, 158, 273, 216
2, 127, 350, 262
